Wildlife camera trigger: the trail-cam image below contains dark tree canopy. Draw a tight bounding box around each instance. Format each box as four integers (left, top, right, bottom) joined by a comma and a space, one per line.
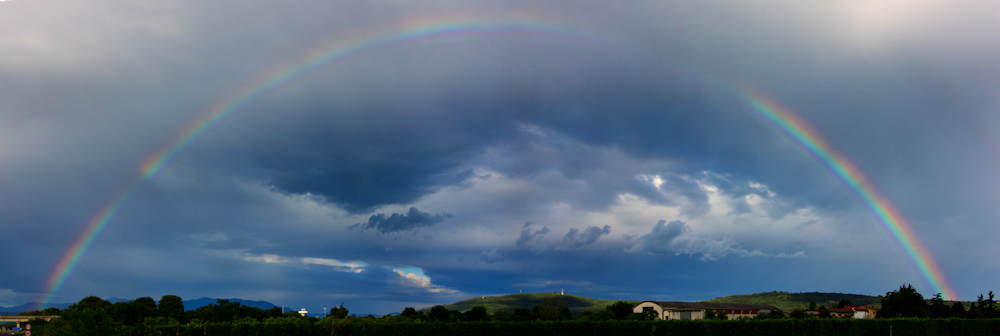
71, 296, 113, 313
606, 301, 633, 320
429, 305, 451, 322
329, 303, 349, 319
158, 295, 185, 321
463, 306, 491, 322
879, 284, 928, 318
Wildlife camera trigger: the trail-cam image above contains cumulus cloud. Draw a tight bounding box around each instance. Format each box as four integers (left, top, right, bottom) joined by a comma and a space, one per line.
560, 225, 611, 249
349, 207, 451, 234
625, 220, 688, 255
392, 269, 460, 295
626, 220, 805, 261
515, 223, 550, 249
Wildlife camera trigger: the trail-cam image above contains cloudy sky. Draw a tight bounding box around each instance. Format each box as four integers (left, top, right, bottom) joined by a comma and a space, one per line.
3, 1, 1000, 315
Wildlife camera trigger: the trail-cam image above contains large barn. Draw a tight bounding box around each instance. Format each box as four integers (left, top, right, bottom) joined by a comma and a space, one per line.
632, 301, 782, 320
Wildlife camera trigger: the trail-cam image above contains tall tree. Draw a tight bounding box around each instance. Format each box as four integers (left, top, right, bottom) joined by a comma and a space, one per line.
928, 293, 952, 318
837, 299, 853, 308
429, 305, 451, 322
69, 296, 113, 314
158, 295, 185, 322
879, 284, 928, 318
329, 303, 349, 319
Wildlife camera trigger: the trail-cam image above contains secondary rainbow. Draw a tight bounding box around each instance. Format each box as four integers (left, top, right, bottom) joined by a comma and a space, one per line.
742, 89, 959, 300
37, 18, 591, 309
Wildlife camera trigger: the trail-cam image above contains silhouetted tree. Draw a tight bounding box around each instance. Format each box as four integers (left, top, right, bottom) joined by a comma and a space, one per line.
533, 297, 571, 320
928, 293, 952, 318
158, 295, 185, 322
606, 301, 633, 320
400, 307, 423, 319
879, 284, 927, 318
817, 306, 831, 318
808, 301, 817, 310
429, 305, 451, 322
837, 299, 853, 308
463, 306, 491, 322
329, 303, 349, 318
71, 296, 113, 313
951, 302, 967, 317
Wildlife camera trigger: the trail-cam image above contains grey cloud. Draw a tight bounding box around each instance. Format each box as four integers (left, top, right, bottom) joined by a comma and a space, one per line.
5, 0, 1000, 314
625, 220, 687, 255
348, 207, 450, 234
515, 223, 550, 249
560, 225, 611, 250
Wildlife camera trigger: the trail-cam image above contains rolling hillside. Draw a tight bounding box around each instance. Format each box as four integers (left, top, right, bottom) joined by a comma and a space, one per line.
703, 291, 883, 311
418, 293, 637, 315
419, 291, 886, 315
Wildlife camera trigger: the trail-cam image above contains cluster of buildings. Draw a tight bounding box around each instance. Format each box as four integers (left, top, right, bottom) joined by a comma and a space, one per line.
631, 301, 877, 320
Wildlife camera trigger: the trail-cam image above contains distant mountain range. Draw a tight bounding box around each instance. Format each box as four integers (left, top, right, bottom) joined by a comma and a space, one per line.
0, 297, 278, 314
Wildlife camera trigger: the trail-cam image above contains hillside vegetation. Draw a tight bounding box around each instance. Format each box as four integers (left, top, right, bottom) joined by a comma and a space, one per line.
703, 291, 883, 310
422, 291, 885, 314
418, 293, 637, 315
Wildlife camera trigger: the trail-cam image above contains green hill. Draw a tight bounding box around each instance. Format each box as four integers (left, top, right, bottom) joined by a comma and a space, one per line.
421, 291, 887, 315
418, 293, 636, 315
703, 291, 883, 311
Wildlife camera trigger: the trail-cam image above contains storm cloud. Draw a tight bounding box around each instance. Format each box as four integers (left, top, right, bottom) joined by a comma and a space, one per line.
349, 207, 451, 234
1, 0, 998, 315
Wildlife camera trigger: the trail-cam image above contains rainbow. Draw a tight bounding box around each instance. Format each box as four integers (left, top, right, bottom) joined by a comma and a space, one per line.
37, 18, 594, 309
742, 89, 959, 300
140, 18, 589, 177
37, 17, 960, 307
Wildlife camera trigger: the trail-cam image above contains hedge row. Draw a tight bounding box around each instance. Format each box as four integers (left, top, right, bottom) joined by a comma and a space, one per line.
36, 318, 1000, 336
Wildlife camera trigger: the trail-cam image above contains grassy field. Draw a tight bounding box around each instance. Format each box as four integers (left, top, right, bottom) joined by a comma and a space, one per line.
418, 292, 638, 315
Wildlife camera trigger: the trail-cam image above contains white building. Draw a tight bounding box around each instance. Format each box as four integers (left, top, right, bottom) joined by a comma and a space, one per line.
632, 301, 781, 320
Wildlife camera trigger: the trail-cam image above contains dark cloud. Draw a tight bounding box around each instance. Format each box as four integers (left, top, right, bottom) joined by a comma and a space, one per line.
515, 223, 550, 249
626, 220, 688, 255
3, 0, 1000, 315
348, 207, 450, 234
560, 225, 611, 249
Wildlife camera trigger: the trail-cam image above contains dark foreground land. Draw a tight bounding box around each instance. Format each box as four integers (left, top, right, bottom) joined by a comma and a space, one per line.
23, 319, 1000, 336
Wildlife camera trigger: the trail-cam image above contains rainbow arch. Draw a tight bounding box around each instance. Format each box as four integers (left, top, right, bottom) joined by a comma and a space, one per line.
37, 18, 959, 308
36, 17, 598, 310
741, 89, 959, 300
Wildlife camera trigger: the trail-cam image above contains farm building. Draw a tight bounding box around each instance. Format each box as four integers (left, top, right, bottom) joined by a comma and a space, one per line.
632, 301, 782, 320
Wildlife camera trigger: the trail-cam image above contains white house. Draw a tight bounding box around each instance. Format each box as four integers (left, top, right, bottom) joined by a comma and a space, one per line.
632, 301, 782, 320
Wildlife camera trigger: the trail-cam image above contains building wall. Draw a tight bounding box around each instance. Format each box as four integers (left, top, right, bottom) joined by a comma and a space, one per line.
632, 302, 665, 320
